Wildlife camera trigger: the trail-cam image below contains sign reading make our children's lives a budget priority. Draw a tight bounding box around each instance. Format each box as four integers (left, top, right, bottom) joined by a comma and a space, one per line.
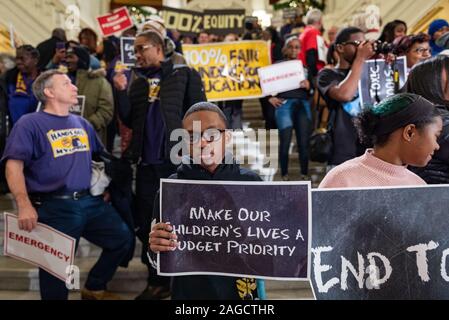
183, 41, 271, 101
358, 56, 407, 108
258, 60, 306, 96
158, 181, 311, 280
3, 212, 76, 282
97, 7, 134, 37
311, 186, 449, 300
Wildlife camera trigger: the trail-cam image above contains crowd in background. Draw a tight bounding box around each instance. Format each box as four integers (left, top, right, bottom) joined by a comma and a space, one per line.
0, 8, 449, 301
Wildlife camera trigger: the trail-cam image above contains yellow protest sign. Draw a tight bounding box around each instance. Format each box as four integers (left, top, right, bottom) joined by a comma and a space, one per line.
183, 41, 271, 101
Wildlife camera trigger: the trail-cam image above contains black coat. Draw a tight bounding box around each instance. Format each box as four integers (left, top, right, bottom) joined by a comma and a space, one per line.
150, 160, 262, 300
409, 106, 449, 184
36, 36, 58, 71
117, 59, 206, 163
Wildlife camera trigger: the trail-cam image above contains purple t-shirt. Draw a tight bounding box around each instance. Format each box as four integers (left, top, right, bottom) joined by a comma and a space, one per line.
142, 69, 166, 164
2, 111, 103, 193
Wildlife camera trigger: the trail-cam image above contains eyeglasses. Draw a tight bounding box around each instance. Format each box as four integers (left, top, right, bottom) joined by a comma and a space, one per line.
340, 40, 362, 47
185, 129, 226, 144
287, 45, 301, 50
412, 47, 432, 55
134, 44, 154, 54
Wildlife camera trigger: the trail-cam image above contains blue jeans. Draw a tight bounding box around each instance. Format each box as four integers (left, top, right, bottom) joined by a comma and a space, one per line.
275, 99, 312, 176
36, 195, 133, 300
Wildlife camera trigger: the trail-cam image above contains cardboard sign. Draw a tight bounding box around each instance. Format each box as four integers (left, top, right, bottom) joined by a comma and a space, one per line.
203, 9, 246, 36
3, 212, 76, 282
358, 56, 407, 108
311, 185, 449, 299
258, 60, 306, 96
120, 37, 136, 66
183, 41, 271, 101
161, 6, 245, 36
317, 35, 328, 63
97, 7, 134, 37
36, 96, 85, 116
158, 180, 311, 281
69, 96, 85, 116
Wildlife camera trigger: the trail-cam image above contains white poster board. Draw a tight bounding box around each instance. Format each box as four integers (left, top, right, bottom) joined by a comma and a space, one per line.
3, 212, 76, 282
258, 60, 306, 97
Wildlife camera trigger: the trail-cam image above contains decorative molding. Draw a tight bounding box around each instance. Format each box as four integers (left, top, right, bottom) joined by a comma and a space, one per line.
185, 0, 250, 13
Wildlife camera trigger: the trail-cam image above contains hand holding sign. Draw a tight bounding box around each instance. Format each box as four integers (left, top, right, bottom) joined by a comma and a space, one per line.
300, 79, 310, 90
113, 72, 128, 91
150, 222, 178, 253
268, 97, 285, 108
17, 203, 38, 232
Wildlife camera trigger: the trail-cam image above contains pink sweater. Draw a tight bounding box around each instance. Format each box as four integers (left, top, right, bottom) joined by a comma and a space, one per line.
319, 149, 426, 188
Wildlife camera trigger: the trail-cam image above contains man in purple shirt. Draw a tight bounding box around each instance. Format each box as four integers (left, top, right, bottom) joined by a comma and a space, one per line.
2, 70, 132, 300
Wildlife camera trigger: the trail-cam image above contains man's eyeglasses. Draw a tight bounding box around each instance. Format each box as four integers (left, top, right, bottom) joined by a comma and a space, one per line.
185, 129, 226, 144
340, 40, 362, 47
134, 44, 154, 55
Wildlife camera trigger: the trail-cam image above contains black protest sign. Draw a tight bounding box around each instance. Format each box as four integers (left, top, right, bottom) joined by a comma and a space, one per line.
161, 7, 246, 36
120, 37, 136, 66
161, 6, 204, 36
159, 181, 311, 280
311, 186, 449, 299
69, 96, 85, 116
203, 10, 245, 36
358, 56, 407, 108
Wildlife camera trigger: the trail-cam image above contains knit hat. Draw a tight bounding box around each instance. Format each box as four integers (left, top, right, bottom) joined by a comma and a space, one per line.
141, 19, 167, 44
428, 19, 449, 37
66, 46, 90, 70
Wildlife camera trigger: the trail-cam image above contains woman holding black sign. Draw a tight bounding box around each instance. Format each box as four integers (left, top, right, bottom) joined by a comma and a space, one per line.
319, 93, 442, 188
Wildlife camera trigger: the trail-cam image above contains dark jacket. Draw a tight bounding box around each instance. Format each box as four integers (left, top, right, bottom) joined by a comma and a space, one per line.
117, 59, 206, 163
75, 69, 114, 145
151, 159, 262, 300
410, 106, 449, 183
36, 36, 59, 71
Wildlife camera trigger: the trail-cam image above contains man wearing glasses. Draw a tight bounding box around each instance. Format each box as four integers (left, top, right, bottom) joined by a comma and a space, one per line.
317, 27, 375, 171
114, 27, 206, 300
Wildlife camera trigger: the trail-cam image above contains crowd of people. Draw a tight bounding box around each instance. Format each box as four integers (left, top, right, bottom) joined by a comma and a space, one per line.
0, 6, 448, 301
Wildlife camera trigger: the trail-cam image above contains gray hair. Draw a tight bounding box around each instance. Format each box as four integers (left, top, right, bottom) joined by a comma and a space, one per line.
32, 70, 65, 105
183, 102, 228, 128
306, 9, 323, 25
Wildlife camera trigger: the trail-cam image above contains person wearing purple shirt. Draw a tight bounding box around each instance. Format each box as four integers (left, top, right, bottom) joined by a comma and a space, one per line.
2, 70, 132, 300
